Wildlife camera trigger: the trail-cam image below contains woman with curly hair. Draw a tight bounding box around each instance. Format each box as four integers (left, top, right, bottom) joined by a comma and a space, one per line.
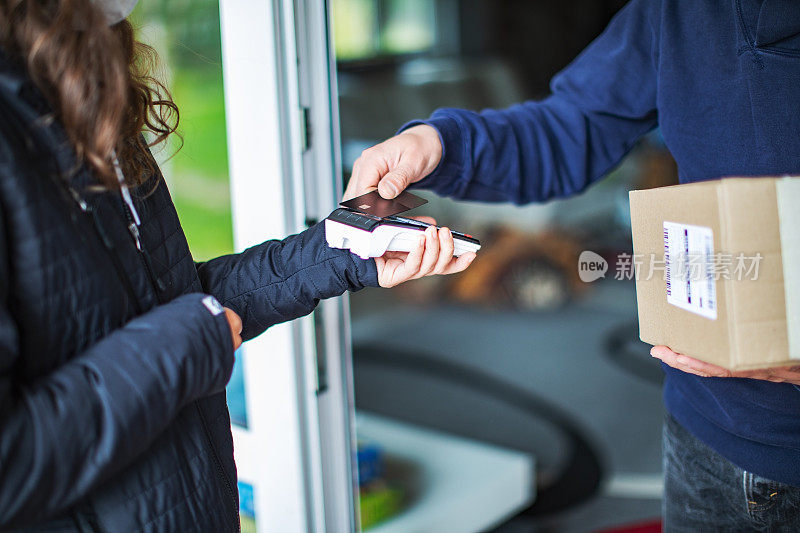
0, 1, 475, 530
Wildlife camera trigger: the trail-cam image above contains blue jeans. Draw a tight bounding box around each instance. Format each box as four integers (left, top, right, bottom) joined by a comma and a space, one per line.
663, 413, 800, 531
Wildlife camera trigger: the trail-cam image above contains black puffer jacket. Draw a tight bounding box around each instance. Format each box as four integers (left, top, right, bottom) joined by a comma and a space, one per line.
0, 54, 377, 531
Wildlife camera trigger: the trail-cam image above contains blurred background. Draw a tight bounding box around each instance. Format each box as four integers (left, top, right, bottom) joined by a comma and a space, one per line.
133, 1, 678, 531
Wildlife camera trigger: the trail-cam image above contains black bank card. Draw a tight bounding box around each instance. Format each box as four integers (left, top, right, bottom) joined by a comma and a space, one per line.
340, 190, 428, 218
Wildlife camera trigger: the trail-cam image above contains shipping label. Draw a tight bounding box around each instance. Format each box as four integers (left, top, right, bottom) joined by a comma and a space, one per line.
663, 221, 717, 320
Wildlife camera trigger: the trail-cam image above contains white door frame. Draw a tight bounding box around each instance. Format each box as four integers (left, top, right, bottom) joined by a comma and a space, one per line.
219, 0, 357, 531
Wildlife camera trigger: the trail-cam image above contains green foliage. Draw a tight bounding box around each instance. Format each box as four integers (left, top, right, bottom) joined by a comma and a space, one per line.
131, 1, 233, 261
172, 193, 233, 261
171, 70, 229, 179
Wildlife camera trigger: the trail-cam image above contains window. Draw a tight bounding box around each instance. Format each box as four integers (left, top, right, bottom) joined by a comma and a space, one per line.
333, 0, 436, 60
131, 0, 233, 261
132, 4, 253, 528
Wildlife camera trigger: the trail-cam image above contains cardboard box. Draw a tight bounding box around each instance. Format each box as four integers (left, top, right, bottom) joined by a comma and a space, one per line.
629, 177, 800, 370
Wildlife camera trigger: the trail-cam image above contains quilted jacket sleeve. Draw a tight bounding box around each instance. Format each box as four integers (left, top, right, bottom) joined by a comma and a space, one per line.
196, 221, 379, 341
0, 209, 235, 528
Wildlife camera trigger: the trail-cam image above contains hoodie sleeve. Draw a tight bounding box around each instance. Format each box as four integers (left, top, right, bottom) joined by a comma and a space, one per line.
196, 221, 379, 341
403, 0, 660, 204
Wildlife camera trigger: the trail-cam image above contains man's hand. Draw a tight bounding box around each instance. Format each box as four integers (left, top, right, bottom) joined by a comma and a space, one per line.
224, 307, 243, 351
375, 216, 476, 288
651, 345, 800, 385
344, 125, 442, 201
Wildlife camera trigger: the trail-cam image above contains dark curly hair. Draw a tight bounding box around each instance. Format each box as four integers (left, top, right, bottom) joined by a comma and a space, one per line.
0, 0, 179, 188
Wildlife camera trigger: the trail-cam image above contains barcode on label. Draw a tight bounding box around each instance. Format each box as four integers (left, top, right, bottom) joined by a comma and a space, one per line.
664, 227, 671, 296
705, 237, 714, 311
662, 221, 717, 320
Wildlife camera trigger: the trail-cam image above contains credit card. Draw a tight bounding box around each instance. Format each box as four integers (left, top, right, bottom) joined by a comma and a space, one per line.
340, 190, 428, 218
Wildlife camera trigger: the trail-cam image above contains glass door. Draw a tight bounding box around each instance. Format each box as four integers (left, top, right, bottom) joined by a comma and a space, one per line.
219, 0, 358, 531
330, 1, 537, 532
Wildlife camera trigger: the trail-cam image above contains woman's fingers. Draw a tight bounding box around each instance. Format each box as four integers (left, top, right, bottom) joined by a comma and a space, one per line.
414, 226, 440, 278
223, 307, 243, 351
402, 234, 426, 276
409, 215, 437, 226
442, 252, 477, 275
375, 225, 477, 287
433, 228, 455, 274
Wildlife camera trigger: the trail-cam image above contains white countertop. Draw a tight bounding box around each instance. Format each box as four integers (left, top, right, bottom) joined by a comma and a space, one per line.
357, 412, 535, 533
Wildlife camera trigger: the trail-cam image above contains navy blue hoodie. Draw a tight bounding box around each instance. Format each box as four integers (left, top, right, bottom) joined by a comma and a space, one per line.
405, 0, 800, 486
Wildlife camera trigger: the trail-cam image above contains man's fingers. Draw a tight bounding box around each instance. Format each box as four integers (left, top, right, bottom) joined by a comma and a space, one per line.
343, 160, 378, 200
650, 345, 673, 358
344, 153, 385, 200
651, 345, 732, 378
759, 366, 800, 383
651, 345, 681, 366
343, 184, 377, 202
377, 168, 412, 199
674, 355, 732, 377
769, 366, 800, 379
650, 346, 700, 375
344, 126, 441, 201
651, 346, 800, 385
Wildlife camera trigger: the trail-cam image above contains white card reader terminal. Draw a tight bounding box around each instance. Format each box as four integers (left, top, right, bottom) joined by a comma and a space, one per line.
325, 208, 481, 260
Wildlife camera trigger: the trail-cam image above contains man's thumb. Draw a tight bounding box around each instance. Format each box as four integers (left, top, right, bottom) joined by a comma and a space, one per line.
377, 170, 410, 199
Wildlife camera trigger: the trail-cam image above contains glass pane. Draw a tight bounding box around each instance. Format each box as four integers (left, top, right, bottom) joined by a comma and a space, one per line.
131, 3, 253, 525
238, 481, 256, 533
131, 1, 233, 261
132, 0, 250, 425
333, 0, 378, 60
381, 0, 435, 54
333, 1, 669, 531
333, 0, 435, 60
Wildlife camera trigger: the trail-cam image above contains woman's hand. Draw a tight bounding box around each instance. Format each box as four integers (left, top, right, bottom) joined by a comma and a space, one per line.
344, 125, 442, 201
224, 307, 243, 351
375, 216, 476, 288
651, 345, 800, 385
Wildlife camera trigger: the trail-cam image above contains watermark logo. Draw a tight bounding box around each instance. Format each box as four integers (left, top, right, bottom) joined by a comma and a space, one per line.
577, 250, 763, 282
578, 251, 608, 282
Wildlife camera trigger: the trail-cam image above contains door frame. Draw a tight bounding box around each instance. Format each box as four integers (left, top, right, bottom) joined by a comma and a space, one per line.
219, 0, 357, 531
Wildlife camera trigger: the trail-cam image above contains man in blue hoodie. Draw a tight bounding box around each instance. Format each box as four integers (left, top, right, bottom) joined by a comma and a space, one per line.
345, 0, 800, 529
